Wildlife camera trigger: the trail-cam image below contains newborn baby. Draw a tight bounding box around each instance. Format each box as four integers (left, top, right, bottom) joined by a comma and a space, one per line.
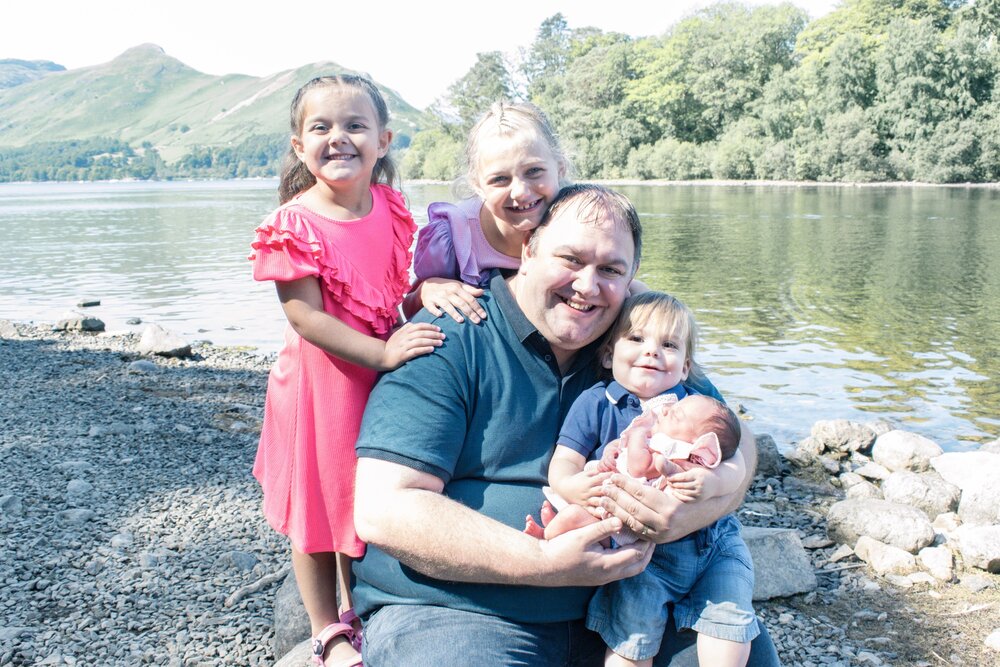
526, 394, 741, 542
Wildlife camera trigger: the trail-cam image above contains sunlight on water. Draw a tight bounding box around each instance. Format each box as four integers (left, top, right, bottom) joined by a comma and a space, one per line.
2, 180, 998, 451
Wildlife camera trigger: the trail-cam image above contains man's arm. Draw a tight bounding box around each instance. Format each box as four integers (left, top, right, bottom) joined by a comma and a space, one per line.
598, 422, 757, 544
354, 457, 652, 586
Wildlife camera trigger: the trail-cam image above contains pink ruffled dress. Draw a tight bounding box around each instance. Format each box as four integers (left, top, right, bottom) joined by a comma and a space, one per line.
248, 184, 416, 555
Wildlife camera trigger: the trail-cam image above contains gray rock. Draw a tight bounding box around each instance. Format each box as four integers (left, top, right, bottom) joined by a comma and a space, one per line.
846, 480, 883, 500
742, 526, 818, 600
273, 571, 310, 659
57, 509, 96, 524
128, 360, 159, 373
918, 545, 954, 581
754, 434, 783, 478
811, 420, 877, 454
76, 298, 101, 308
985, 629, 1000, 652
53, 311, 105, 332
0, 627, 33, 641
981, 439, 1000, 455
218, 550, 259, 573
959, 573, 994, 592
853, 462, 891, 481
854, 536, 917, 576
932, 451, 1000, 526
932, 512, 961, 535
110, 533, 134, 549
881, 471, 960, 518
137, 323, 192, 358
66, 479, 94, 507
838, 472, 865, 489
0, 319, 19, 338
273, 639, 312, 667
871, 430, 942, 472
0, 494, 23, 516
827, 499, 935, 553
949, 524, 1000, 572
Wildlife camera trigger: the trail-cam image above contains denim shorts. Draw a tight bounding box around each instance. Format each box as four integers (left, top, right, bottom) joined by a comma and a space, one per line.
586, 514, 759, 661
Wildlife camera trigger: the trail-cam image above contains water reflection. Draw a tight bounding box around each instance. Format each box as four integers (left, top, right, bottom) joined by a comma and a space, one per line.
1, 180, 997, 450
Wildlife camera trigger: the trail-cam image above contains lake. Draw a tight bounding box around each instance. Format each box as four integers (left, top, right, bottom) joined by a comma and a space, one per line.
1, 179, 997, 452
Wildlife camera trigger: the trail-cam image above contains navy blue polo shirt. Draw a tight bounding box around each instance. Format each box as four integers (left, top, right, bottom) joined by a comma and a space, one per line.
353, 271, 604, 623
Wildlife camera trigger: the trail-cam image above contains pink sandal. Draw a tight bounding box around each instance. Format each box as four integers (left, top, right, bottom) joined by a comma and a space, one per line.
339, 608, 363, 652
311, 622, 362, 667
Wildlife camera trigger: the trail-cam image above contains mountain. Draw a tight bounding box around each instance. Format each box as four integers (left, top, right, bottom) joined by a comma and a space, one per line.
0, 59, 66, 89
0, 44, 428, 166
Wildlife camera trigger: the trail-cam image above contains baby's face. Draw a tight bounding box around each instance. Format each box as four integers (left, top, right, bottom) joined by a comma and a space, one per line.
605, 319, 690, 400
653, 395, 716, 442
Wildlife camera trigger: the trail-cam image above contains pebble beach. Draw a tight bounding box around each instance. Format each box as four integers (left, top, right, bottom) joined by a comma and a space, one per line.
1, 321, 997, 666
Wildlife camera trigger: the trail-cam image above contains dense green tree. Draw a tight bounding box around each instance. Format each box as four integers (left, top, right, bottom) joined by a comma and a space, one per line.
445, 52, 514, 130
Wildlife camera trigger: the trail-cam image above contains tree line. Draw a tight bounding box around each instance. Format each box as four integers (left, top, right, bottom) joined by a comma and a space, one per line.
2, 1, 996, 184
406, 0, 1000, 184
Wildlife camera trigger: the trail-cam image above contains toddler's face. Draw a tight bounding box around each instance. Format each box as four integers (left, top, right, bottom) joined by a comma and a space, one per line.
475, 129, 563, 234
605, 318, 690, 400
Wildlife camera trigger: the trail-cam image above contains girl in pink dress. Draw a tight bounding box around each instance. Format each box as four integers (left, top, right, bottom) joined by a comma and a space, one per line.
249, 75, 444, 667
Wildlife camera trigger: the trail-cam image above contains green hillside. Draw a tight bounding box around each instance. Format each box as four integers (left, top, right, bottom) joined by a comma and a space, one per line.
0, 44, 428, 180
0, 59, 65, 89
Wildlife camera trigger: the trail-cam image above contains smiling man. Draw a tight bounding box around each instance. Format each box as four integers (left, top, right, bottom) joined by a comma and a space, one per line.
351, 184, 777, 666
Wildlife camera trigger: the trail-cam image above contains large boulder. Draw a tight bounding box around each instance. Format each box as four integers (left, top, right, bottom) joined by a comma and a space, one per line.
742, 526, 817, 600
137, 323, 192, 358
949, 525, 1000, 573
811, 420, 877, 455
273, 571, 310, 659
753, 434, 783, 478
54, 311, 105, 332
881, 471, 960, 518
872, 430, 943, 472
827, 499, 935, 553
932, 451, 1000, 526
854, 536, 918, 576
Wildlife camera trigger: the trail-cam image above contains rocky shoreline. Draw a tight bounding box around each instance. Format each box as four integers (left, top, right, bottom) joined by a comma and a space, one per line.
1, 320, 998, 666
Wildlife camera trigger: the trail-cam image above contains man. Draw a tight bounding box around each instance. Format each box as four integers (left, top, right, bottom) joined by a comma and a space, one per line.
353, 184, 777, 665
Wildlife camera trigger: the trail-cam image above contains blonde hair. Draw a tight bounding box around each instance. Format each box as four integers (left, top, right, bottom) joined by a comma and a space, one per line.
601, 291, 700, 379
457, 101, 571, 198
278, 74, 398, 204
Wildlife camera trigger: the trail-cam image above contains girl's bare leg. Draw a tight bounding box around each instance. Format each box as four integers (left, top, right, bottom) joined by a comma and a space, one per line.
697, 632, 750, 667
291, 547, 360, 665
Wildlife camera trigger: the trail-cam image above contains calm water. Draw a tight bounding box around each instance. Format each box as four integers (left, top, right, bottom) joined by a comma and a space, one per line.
2, 180, 997, 451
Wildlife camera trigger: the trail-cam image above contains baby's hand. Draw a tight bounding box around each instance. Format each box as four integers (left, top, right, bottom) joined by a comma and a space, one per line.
664, 466, 714, 503
420, 278, 486, 324
553, 468, 611, 508
594, 440, 621, 473
380, 322, 444, 370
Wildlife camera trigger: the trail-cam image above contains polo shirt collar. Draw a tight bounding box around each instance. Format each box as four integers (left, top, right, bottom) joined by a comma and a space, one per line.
605, 380, 632, 405
488, 269, 602, 375
489, 269, 536, 344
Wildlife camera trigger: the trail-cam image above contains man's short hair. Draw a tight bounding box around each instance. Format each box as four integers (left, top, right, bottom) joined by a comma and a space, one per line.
527, 184, 643, 271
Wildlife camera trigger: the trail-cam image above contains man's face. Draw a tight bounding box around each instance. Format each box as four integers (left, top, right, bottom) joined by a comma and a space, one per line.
514, 198, 636, 369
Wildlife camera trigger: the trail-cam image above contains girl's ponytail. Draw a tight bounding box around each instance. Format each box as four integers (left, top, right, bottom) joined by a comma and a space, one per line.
278, 147, 315, 204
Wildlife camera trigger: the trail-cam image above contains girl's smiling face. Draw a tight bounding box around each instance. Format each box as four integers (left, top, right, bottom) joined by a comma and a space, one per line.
474, 128, 564, 235
291, 86, 390, 190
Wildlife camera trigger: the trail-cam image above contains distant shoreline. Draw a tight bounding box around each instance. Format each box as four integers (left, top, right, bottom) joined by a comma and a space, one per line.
1, 177, 999, 189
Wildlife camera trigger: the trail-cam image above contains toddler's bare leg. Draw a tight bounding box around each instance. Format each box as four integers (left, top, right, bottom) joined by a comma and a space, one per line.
604, 647, 651, 667
697, 632, 750, 667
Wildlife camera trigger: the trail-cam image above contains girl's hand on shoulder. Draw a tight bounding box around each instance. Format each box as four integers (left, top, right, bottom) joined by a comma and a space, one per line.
381, 322, 444, 370
420, 278, 486, 324
664, 467, 710, 503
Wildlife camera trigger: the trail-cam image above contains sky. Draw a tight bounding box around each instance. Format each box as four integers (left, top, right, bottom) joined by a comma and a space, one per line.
1, 1, 839, 110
